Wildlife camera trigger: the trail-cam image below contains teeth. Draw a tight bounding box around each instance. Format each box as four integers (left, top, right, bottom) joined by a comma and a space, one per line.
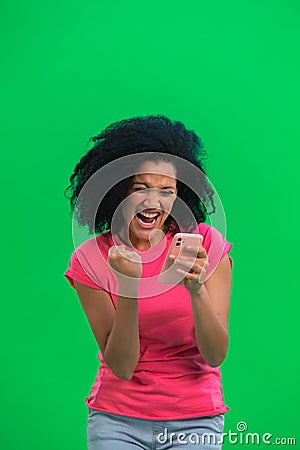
139, 211, 159, 218
137, 216, 156, 225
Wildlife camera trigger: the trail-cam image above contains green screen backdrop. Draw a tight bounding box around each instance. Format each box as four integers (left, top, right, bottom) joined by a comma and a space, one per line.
1, 1, 299, 449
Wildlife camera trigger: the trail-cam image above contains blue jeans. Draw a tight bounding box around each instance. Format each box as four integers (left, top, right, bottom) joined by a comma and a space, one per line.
87, 407, 224, 449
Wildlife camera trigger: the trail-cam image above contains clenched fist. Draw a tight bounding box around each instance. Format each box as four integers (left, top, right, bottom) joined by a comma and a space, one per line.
108, 245, 142, 280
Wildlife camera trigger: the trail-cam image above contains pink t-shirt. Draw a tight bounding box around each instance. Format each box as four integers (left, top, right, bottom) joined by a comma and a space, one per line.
64, 223, 233, 420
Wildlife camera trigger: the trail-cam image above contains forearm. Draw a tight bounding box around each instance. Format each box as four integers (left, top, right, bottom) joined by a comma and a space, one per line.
103, 282, 140, 380
190, 284, 228, 367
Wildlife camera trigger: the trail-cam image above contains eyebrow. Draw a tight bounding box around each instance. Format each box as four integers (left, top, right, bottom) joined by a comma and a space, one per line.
132, 181, 176, 190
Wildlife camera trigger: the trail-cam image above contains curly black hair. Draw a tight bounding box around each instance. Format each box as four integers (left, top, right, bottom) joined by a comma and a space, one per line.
64, 114, 216, 235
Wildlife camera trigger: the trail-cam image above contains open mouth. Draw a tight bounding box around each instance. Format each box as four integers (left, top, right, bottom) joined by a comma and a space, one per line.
135, 210, 161, 227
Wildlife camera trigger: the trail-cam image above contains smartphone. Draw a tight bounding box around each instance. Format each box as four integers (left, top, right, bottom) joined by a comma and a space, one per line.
158, 233, 204, 285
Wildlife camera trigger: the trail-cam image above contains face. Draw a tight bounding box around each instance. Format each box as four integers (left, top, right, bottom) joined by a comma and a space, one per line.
121, 160, 177, 249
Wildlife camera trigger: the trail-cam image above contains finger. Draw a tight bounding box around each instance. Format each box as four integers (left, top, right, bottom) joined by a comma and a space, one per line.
116, 245, 128, 257
184, 245, 207, 257
108, 246, 118, 257
177, 268, 203, 284
181, 244, 203, 253
169, 254, 195, 263
171, 256, 203, 268
128, 251, 142, 262
170, 252, 207, 262
176, 259, 203, 273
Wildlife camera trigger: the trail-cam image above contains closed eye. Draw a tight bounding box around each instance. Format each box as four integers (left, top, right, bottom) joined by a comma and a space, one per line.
158, 190, 175, 197
132, 188, 175, 197
132, 188, 148, 193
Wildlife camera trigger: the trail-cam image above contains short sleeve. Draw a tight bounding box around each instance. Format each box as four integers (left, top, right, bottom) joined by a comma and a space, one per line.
198, 223, 233, 279
64, 247, 105, 290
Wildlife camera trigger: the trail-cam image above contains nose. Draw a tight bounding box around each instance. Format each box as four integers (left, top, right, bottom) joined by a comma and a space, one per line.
143, 188, 161, 208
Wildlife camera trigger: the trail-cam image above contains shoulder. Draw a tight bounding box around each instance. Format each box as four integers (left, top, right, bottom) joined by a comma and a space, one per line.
196, 222, 233, 276
68, 230, 113, 276
196, 223, 230, 247
65, 230, 114, 291
75, 230, 112, 257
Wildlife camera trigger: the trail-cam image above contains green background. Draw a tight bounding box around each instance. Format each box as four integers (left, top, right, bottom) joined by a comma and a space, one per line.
1, 1, 299, 448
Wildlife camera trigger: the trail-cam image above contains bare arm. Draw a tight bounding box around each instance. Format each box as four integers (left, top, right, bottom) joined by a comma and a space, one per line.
189, 254, 231, 367
73, 279, 140, 381
102, 279, 140, 380
175, 251, 232, 367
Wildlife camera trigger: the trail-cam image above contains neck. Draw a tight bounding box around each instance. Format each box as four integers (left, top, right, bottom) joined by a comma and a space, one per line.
118, 227, 166, 250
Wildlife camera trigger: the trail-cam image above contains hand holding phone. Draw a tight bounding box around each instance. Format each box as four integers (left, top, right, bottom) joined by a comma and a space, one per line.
158, 233, 204, 285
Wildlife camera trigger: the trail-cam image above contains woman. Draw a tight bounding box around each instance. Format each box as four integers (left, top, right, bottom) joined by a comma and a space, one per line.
64, 115, 233, 449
